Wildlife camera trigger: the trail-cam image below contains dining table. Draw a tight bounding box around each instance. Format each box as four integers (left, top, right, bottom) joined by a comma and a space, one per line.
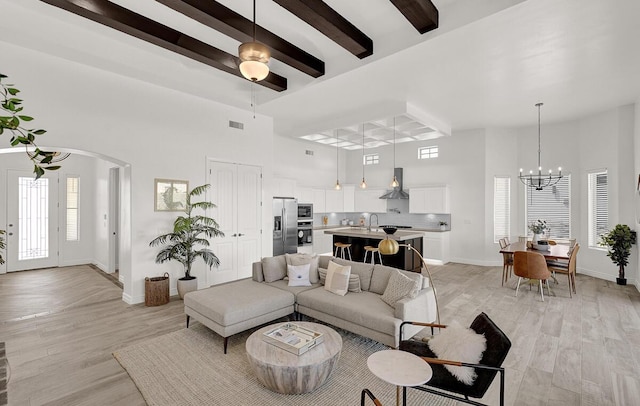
499, 241, 570, 260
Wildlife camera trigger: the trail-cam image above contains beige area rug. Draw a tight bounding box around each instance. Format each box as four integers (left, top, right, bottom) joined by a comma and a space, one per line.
113, 324, 455, 406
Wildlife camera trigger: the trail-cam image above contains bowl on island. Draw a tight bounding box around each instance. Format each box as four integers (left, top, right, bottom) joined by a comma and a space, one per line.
382, 227, 397, 235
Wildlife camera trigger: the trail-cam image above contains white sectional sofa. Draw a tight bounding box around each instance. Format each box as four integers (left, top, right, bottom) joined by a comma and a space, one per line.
184, 255, 437, 352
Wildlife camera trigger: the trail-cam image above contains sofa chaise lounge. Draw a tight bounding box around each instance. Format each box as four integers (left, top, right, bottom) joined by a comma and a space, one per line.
184, 255, 437, 352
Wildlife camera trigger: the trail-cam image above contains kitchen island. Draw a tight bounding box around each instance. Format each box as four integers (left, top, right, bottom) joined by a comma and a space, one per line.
324, 228, 424, 272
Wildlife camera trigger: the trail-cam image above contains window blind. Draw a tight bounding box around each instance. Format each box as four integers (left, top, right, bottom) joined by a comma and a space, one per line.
588, 170, 608, 247
66, 176, 79, 241
525, 175, 571, 239
494, 176, 510, 243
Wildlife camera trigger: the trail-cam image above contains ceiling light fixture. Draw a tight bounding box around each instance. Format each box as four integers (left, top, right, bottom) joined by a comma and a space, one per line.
390, 117, 399, 188
335, 130, 341, 190
26, 150, 71, 164
519, 103, 563, 190
238, 0, 270, 82
360, 124, 367, 189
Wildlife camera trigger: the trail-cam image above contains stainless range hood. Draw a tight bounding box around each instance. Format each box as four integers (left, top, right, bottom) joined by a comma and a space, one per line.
379, 168, 410, 199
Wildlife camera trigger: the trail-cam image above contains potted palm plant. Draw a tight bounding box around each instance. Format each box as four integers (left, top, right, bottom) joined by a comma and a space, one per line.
149, 184, 224, 298
600, 224, 637, 285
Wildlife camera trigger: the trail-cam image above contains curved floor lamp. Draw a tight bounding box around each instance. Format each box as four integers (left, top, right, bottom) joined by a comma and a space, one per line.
378, 238, 441, 325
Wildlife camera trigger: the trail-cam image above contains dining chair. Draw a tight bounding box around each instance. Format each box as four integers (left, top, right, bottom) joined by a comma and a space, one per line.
498, 239, 513, 286
547, 244, 580, 298
518, 236, 527, 243
504, 236, 510, 245
513, 251, 552, 301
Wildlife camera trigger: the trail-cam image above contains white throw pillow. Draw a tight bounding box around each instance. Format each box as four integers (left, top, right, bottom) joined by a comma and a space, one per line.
324, 261, 351, 296
380, 269, 420, 308
287, 263, 312, 287
427, 321, 487, 385
285, 253, 320, 284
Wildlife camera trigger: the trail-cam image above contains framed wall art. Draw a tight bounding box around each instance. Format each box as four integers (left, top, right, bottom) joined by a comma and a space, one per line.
154, 179, 188, 211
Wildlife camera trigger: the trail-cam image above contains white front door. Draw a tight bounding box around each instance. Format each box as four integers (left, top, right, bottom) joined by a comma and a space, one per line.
207, 161, 262, 285
6, 170, 59, 272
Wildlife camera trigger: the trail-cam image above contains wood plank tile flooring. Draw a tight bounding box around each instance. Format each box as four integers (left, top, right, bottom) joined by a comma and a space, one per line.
1, 263, 639, 405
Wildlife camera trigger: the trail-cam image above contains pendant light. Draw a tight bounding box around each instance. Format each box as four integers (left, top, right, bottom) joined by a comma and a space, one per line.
238, 0, 270, 82
390, 117, 399, 187
518, 103, 563, 190
360, 124, 367, 189
335, 130, 341, 190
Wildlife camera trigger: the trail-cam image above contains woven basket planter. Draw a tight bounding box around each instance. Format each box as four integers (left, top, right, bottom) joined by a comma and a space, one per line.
145, 273, 170, 306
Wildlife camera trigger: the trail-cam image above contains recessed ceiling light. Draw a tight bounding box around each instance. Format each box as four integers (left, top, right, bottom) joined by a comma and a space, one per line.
300, 134, 328, 141
316, 137, 338, 144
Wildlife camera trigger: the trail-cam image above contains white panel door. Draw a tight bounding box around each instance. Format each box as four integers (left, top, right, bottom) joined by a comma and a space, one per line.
236, 164, 262, 279
207, 161, 262, 285
208, 162, 238, 285
6, 170, 59, 272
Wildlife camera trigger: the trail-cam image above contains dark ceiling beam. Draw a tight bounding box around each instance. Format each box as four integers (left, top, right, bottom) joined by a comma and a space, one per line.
39, 0, 287, 92
272, 0, 373, 59
389, 0, 439, 34
156, 0, 325, 78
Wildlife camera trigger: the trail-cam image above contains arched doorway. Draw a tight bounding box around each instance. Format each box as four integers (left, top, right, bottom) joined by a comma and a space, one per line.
0, 147, 132, 300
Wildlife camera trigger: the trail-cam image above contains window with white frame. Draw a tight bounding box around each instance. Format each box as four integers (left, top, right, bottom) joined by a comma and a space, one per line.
525, 175, 571, 239
494, 176, 511, 243
66, 176, 80, 241
363, 153, 379, 165
588, 170, 608, 248
418, 146, 438, 159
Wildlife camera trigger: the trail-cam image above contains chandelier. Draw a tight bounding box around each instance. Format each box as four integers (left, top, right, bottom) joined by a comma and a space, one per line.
519, 103, 562, 190
238, 0, 270, 82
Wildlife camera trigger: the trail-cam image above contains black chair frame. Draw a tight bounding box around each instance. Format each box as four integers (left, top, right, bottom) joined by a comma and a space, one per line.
360, 388, 382, 406
399, 314, 509, 406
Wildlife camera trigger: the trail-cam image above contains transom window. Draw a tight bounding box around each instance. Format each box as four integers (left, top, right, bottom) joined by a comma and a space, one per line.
525, 175, 571, 239
588, 170, 608, 248
363, 154, 379, 165
418, 146, 438, 159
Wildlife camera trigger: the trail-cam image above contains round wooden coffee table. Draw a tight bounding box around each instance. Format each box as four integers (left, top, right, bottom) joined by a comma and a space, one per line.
245, 322, 342, 394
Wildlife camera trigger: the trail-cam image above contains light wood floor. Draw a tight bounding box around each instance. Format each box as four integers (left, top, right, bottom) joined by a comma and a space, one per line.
1, 263, 639, 405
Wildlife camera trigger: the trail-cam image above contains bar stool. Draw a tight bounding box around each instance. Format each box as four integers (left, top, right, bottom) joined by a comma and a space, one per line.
363, 246, 383, 265
334, 242, 352, 260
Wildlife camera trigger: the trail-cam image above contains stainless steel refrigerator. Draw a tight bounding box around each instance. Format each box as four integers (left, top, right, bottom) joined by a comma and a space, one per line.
273, 197, 298, 255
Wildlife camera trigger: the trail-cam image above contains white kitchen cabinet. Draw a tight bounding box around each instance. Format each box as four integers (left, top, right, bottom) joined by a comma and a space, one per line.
409, 186, 450, 213
354, 189, 387, 213
312, 189, 326, 213
313, 229, 335, 255
296, 187, 314, 204
325, 189, 344, 213
343, 185, 355, 212
422, 232, 450, 265
274, 177, 296, 198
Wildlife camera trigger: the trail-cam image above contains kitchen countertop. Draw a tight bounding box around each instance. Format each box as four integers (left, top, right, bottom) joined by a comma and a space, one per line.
324, 227, 426, 241
314, 225, 449, 233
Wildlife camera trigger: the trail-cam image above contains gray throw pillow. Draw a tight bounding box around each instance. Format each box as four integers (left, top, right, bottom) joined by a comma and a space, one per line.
332, 258, 373, 291
285, 253, 320, 284
380, 269, 420, 308
261, 255, 287, 283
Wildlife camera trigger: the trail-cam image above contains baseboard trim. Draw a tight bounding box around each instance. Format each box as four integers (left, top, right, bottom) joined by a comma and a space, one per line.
450, 257, 502, 267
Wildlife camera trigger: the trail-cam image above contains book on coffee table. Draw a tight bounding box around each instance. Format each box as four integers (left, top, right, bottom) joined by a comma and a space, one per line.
262, 323, 324, 355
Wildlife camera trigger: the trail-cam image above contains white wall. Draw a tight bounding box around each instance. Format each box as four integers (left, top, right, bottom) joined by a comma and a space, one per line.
1, 41, 275, 303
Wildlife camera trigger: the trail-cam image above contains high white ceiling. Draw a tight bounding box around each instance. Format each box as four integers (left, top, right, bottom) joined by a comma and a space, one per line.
2, 0, 640, 138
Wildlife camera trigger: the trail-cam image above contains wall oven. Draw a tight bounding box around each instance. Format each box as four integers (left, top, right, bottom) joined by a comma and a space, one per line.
297, 203, 313, 246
